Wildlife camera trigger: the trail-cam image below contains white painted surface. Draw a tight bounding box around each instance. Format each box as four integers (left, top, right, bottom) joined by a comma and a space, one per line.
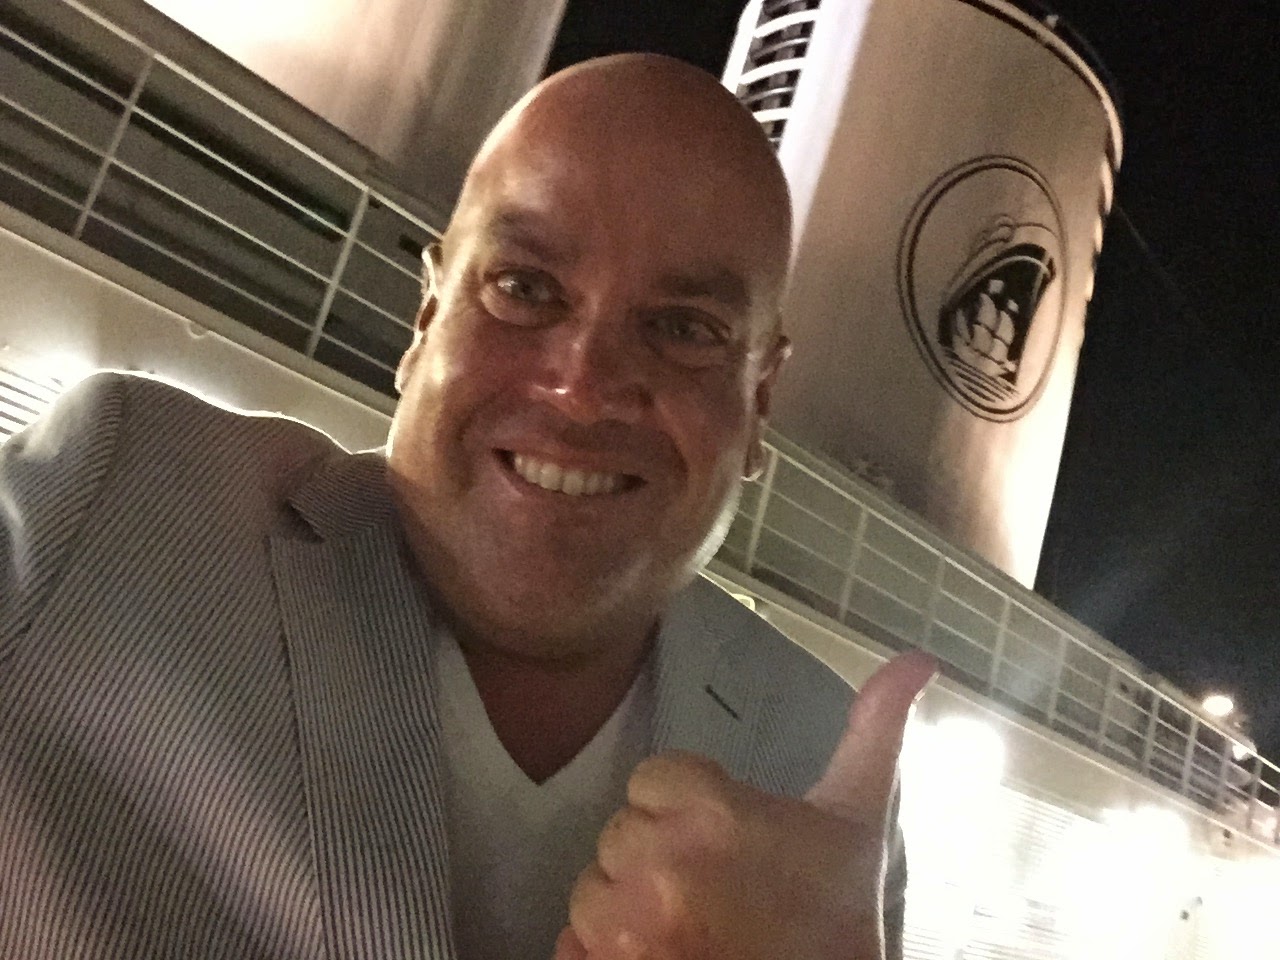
142, 0, 567, 213
0, 220, 391, 450
724, 0, 1121, 586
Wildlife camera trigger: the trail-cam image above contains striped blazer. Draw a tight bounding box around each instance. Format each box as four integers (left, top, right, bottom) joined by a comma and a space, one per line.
0, 373, 905, 960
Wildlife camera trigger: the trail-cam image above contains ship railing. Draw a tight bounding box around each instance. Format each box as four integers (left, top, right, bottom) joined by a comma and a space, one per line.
0, 0, 437, 401
715, 432, 1280, 846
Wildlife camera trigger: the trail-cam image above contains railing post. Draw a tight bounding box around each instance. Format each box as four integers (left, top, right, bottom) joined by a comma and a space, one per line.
307, 186, 371, 358
987, 596, 1011, 697
741, 446, 777, 576
73, 52, 155, 240
1246, 755, 1264, 835
1179, 716, 1201, 800
1096, 665, 1118, 752
919, 552, 946, 652
1139, 694, 1160, 778
836, 506, 869, 622
1215, 736, 1234, 813
1044, 629, 1068, 729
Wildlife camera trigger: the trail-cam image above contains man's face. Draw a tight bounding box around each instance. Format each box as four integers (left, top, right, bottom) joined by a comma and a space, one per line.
386, 115, 788, 655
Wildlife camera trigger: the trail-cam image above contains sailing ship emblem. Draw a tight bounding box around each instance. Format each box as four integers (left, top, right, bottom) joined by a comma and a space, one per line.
939, 219, 1058, 406
898, 158, 1067, 422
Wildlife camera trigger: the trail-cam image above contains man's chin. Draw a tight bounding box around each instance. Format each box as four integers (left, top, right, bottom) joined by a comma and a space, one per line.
449, 567, 657, 658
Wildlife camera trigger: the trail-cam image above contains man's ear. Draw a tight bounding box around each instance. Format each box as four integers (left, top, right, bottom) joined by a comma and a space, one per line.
416, 242, 445, 333
743, 333, 791, 481
395, 243, 445, 393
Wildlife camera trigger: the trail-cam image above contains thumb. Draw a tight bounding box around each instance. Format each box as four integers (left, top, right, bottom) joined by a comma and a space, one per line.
805, 651, 937, 821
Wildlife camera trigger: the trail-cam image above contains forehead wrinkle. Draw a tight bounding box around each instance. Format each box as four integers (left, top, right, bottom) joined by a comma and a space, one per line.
481, 205, 581, 266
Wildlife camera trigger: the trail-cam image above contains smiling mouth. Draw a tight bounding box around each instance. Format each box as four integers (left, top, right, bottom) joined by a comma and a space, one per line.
501, 451, 642, 497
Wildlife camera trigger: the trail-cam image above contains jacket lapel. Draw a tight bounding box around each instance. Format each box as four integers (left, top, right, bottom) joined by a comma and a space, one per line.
651, 578, 769, 782
270, 453, 456, 960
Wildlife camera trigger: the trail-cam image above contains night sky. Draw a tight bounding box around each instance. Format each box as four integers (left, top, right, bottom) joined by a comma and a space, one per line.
549, 1, 1280, 757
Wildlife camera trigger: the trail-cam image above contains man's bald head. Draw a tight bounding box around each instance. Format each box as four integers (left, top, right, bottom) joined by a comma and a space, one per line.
436, 54, 793, 334
389, 55, 797, 659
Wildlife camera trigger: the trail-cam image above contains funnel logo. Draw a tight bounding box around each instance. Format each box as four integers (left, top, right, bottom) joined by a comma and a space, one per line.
899, 157, 1067, 422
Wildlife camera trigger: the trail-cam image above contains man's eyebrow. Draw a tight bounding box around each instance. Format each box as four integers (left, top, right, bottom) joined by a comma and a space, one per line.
483, 208, 578, 265
656, 266, 752, 314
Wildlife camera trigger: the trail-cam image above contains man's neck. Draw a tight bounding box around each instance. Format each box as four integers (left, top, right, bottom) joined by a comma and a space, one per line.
458, 634, 652, 784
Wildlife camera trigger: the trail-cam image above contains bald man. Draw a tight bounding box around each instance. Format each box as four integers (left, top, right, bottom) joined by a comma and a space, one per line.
0, 55, 932, 960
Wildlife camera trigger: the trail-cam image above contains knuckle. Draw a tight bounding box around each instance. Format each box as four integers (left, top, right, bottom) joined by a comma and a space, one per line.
647, 862, 691, 930
674, 753, 732, 800
685, 775, 743, 848
689, 796, 743, 859
628, 751, 729, 809
568, 862, 668, 959
597, 806, 646, 874
568, 862, 608, 929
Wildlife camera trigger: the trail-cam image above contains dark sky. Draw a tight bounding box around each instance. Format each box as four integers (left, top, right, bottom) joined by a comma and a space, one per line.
549, 1, 1280, 757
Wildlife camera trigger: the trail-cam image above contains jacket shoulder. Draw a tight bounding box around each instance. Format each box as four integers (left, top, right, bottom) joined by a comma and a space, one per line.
1, 373, 129, 643
1, 372, 349, 646
110, 373, 346, 506
114, 372, 340, 455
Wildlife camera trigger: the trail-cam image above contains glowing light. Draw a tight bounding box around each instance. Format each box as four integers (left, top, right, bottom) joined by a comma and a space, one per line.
932, 716, 1006, 787
0, 346, 93, 391
1202, 694, 1234, 718
899, 716, 1007, 824
1103, 804, 1191, 850
898, 716, 1009, 959
1058, 805, 1195, 960
1231, 740, 1251, 762
1198, 854, 1280, 959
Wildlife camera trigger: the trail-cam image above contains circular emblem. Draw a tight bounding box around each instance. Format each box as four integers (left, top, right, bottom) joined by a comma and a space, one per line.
898, 157, 1068, 422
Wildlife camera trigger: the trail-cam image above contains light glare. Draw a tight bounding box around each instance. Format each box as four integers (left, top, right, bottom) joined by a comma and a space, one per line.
1202, 694, 1234, 718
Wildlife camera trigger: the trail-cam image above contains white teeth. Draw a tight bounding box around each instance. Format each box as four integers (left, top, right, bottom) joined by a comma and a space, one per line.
537, 460, 562, 490
510, 453, 626, 496
561, 470, 585, 496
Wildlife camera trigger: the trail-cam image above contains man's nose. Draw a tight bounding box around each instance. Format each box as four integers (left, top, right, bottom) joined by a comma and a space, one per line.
531, 313, 651, 425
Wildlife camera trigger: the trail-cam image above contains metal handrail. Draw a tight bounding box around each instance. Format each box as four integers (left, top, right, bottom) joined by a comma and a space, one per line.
0, 0, 440, 394
718, 437, 1280, 846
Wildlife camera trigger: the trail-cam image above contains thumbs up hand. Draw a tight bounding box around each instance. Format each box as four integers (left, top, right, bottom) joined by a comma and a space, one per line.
553, 651, 937, 960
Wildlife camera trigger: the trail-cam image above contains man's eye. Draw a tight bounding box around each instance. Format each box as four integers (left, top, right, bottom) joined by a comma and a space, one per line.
651, 311, 726, 347
494, 270, 557, 304
648, 310, 733, 368
482, 269, 563, 326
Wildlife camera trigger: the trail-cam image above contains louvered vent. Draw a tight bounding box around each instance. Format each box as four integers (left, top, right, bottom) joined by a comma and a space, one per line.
0, 356, 62, 444
734, 0, 823, 148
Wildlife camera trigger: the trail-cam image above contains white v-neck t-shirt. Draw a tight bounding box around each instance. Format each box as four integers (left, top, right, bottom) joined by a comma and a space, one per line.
434, 629, 654, 960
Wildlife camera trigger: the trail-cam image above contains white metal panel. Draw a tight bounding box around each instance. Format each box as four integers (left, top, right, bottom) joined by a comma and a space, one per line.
0, 351, 62, 443
1192, 852, 1280, 960
899, 771, 1207, 960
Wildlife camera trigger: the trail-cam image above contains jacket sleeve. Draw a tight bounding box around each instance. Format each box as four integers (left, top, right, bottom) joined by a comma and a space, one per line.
0, 373, 127, 658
